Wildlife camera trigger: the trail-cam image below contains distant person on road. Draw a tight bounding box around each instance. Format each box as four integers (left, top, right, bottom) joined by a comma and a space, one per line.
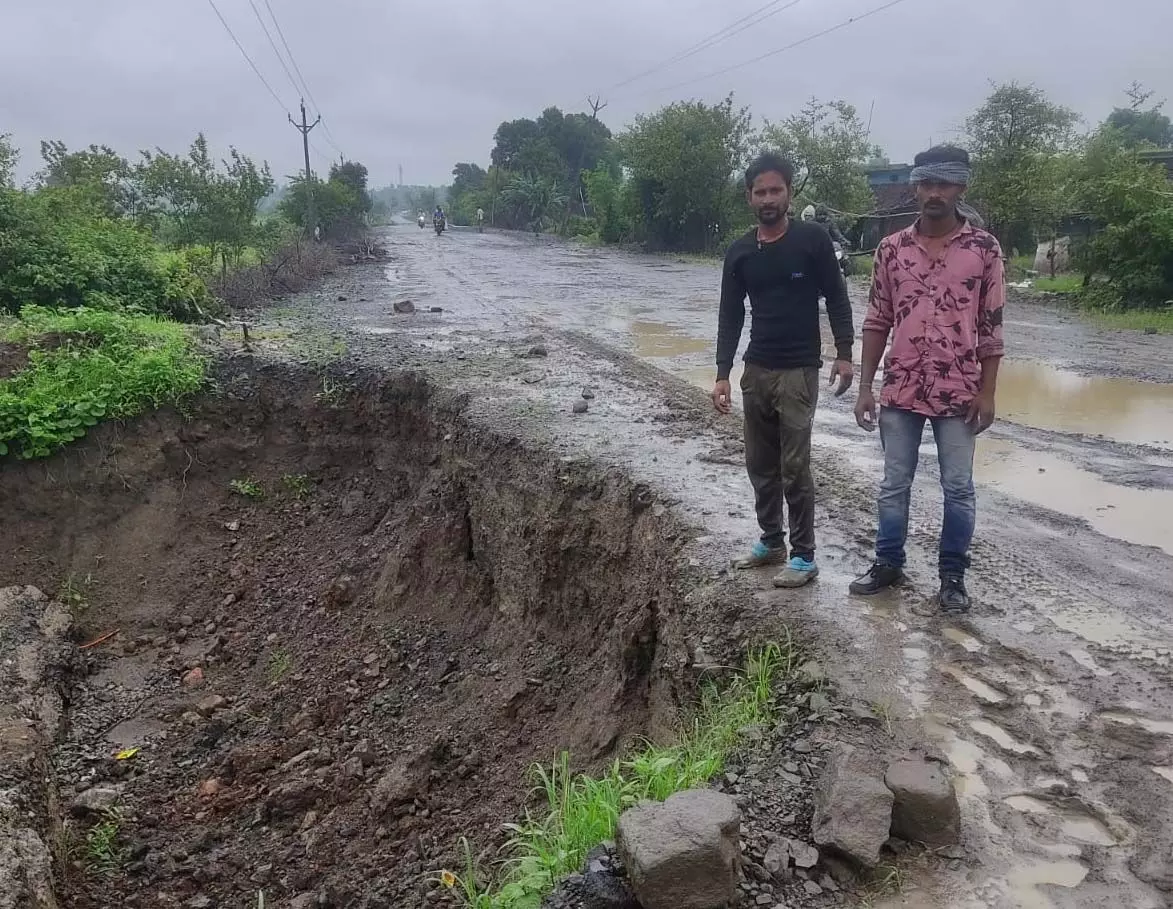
849, 145, 1005, 613
712, 152, 855, 589
815, 205, 850, 247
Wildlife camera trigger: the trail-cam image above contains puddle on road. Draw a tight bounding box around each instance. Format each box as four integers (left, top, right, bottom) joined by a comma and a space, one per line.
942, 626, 984, 653
1007, 859, 1089, 900
971, 719, 1043, 756
997, 361, 1173, 449
942, 664, 1008, 704
975, 438, 1173, 555
629, 320, 712, 358
1003, 795, 1117, 846
1098, 711, 1173, 735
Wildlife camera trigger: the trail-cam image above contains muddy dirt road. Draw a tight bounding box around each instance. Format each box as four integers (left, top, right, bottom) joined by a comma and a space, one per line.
323, 225, 1173, 909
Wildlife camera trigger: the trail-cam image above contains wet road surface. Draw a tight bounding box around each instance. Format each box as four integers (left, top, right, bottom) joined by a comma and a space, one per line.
347, 225, 1173, 909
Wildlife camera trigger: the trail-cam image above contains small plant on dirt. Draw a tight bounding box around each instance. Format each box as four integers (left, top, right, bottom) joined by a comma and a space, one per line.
267, 650, 292, 683
58, 572, 94, 616
229, 477, 265, 500
82, 808, 129, 877
281, 473, 313, 499
437, 639, 797, 908
314, 373, 347, 408
871, 698, 896, 737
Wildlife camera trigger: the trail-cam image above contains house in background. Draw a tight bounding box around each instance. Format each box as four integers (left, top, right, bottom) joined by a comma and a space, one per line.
856, 160, 918, 251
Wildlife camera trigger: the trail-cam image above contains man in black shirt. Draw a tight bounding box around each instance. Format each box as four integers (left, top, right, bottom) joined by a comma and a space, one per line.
712, 153, 855, 588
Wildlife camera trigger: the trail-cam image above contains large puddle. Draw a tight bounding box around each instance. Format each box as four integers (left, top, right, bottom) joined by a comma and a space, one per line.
623, 317, 1173, 555
996, 360, 1173, 449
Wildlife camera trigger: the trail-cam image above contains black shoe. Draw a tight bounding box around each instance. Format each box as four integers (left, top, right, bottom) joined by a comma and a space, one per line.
849, 562, 904, 595
938, 575, 971, 613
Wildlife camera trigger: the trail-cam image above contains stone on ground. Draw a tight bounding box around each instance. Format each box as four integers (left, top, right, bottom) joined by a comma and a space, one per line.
811, 743, 894, 868
615, 788, 741, 909
0, 586, 71, 909
885, 757, 961, 845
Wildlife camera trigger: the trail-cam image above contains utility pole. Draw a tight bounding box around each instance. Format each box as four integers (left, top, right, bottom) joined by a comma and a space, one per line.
564, 95, 608, 230
289, 99, 321, 235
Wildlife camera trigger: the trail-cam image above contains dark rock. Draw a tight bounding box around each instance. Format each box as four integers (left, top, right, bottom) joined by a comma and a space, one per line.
582, 386, 596, 399
885, 757, 961, 846
572, 400, 589, 414
811, 744, 893, 868
393, 300, 415, 314
71, 787, 120, 816
616, 789, 741, 909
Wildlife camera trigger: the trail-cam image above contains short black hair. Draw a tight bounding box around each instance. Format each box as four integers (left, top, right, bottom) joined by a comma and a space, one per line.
914, 145, 971, 167
745, 152, 794, 189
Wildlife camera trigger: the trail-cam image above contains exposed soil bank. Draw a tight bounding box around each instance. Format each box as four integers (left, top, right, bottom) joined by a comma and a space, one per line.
0, 362, 698, 908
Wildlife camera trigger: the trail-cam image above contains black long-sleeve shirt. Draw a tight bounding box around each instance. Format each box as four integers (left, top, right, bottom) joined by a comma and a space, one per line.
716, 220, 854, 380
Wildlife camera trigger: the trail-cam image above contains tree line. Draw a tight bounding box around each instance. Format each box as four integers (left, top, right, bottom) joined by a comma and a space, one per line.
0, 133, 373, 319
447, 82, 1173, 311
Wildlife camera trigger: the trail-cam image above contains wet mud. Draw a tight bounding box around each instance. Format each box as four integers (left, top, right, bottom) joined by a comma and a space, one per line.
0, 364, 695, 907
299, 225, 1173, 909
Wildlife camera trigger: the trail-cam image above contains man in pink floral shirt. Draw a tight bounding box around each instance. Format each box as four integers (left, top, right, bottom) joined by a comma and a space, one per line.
849, 145, 1005, 612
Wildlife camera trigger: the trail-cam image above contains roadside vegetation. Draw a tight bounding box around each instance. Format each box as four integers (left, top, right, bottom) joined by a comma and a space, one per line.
437, 640, 796, 908
447, 81, 1173, 318
0, 132, 373, 461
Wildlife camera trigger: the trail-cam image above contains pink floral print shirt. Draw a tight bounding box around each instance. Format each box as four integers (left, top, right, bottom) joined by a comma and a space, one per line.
864, 220, 1005, 417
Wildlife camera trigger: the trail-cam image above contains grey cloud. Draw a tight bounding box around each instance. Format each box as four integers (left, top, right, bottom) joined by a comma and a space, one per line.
2, 0, 1170, 186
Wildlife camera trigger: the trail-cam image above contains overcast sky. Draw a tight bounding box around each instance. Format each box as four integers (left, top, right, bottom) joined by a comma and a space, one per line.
3, 0, 1171, 189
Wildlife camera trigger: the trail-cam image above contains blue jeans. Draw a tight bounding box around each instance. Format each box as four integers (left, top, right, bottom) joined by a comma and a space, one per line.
875, 407, 976, 576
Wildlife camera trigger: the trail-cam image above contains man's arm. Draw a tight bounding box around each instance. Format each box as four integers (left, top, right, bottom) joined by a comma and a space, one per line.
855, 243, 894, 430
812, 229, 854, 362
715, 242, 747, 381
967, 243, 1006, 432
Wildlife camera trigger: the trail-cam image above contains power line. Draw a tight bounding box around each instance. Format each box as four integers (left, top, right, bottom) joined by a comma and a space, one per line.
246, 0, 302, 102
607, 0, 805, 93
626, 0, 913, 101
203, 0, 290, 115
260, 0, 345, 155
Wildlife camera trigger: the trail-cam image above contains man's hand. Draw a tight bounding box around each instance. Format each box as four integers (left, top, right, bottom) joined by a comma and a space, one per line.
855, 386, 877, 431
712, 379, 732, 414
828, 359, 854, 397
966, 390, 996, 433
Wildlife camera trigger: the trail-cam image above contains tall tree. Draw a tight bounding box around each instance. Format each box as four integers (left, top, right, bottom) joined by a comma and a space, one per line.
0, 134, 16, 188
759, 98, 878, 215
37, 140, 134, 216
965, 81, 1081, 248
621, 95, 752, 252
329, 160, 372, 214
1104, 82, 1173, 149
136, 134, 274, 273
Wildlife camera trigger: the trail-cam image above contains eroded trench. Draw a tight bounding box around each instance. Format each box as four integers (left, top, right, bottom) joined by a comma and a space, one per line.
1, 362, 700, 909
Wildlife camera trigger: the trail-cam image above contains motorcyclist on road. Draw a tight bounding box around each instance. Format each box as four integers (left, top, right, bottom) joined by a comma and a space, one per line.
814, 205, 849, 247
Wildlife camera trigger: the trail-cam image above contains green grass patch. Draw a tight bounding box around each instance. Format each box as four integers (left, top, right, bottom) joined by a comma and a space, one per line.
80, 808, 129, 877
1083, 305, 1173, 334
229, 477, 265, 499
437, 640, 797, 908
0, 306, 206, 459
1031, 274, 1083, 294
1008, 254, 1035, 279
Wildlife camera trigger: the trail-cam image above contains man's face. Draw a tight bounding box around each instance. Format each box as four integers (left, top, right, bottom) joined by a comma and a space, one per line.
915, 179, 966, 219
748, 171, 790, 225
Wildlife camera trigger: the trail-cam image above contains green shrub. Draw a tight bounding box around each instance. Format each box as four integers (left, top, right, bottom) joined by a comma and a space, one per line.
0, 306, 206, 459
0, 187, 214, 321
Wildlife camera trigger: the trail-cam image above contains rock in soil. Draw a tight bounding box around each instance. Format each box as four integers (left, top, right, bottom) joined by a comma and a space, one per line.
811, 743, 894, 868
884, 756, 961, 846
0, 586, 72, 909
572, 400, 589, 414
393, 299, 415, 314
616, 788, 741, 909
